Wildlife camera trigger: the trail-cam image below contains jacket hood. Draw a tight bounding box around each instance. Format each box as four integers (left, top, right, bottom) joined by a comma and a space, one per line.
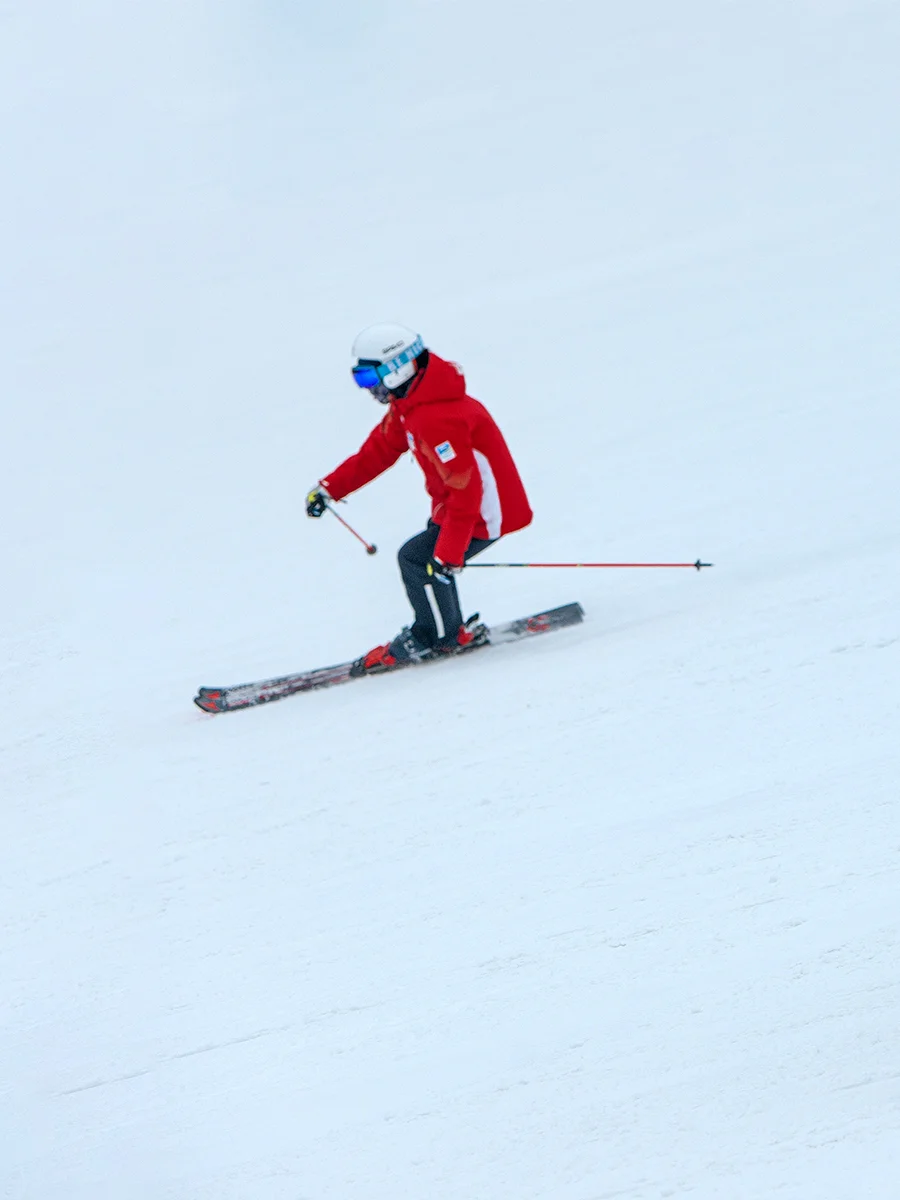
392, 353, 466, 416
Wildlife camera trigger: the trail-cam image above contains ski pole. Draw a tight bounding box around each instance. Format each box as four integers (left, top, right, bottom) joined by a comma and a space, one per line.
467, 559, 713, 570
325, 502, 377, 555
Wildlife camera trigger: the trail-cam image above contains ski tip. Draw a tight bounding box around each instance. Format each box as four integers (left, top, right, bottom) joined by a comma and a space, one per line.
193, 689, 225, 714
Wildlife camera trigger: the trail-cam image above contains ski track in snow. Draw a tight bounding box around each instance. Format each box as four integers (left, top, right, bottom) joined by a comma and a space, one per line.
2, 2, 900, 1197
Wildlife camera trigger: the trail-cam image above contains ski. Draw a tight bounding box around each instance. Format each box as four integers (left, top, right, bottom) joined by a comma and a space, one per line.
194, 601, 584, 714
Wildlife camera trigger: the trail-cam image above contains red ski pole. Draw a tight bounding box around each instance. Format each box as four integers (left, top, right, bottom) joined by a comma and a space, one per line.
325, 502, 377, 555
467, 559, 713, 570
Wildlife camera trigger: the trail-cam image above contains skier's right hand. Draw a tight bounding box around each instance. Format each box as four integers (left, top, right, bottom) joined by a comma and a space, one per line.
305, 485, 330, 518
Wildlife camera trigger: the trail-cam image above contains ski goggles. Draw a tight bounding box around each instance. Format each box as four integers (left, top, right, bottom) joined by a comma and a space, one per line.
351, 336, 424, 389
351, 361, 385, 389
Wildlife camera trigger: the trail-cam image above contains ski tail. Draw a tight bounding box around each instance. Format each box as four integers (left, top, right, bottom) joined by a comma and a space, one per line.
488, 600, 584, 644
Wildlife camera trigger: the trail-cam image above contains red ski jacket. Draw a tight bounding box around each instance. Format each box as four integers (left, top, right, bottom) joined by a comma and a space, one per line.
322, 354, 532, 565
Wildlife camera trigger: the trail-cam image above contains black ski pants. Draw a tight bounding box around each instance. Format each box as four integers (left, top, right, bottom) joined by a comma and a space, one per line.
398, 521, 494, 647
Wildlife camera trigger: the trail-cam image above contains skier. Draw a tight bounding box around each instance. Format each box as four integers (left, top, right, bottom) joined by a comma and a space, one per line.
306, 323, 533, 673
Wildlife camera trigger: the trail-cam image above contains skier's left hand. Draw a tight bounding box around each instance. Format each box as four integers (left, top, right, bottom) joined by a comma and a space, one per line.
305, 486, 330, 518
427, 556, 463, 580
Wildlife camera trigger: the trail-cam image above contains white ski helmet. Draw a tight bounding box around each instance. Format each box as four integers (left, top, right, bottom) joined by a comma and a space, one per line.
351, 323, 425, 392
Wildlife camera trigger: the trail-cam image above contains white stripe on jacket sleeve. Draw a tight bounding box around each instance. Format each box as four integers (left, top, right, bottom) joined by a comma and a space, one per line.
474, 449, 502, 539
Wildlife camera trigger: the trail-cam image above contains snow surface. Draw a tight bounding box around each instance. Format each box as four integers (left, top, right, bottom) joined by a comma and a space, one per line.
2, 1, 900, 1196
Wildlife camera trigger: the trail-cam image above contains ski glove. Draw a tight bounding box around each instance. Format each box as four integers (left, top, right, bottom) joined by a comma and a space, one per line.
427, 556, 463, 580
305, 486, 330, 518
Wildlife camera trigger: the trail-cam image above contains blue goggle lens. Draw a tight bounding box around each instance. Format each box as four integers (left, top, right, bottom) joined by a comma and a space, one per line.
352, 363, 383, 389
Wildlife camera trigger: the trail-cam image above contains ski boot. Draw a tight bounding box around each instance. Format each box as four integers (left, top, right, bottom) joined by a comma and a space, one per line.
433, 614, 490, 656
349, 625, 435, 677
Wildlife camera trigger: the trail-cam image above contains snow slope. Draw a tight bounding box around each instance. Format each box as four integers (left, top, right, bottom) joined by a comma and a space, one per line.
2, 2, 899, 1196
